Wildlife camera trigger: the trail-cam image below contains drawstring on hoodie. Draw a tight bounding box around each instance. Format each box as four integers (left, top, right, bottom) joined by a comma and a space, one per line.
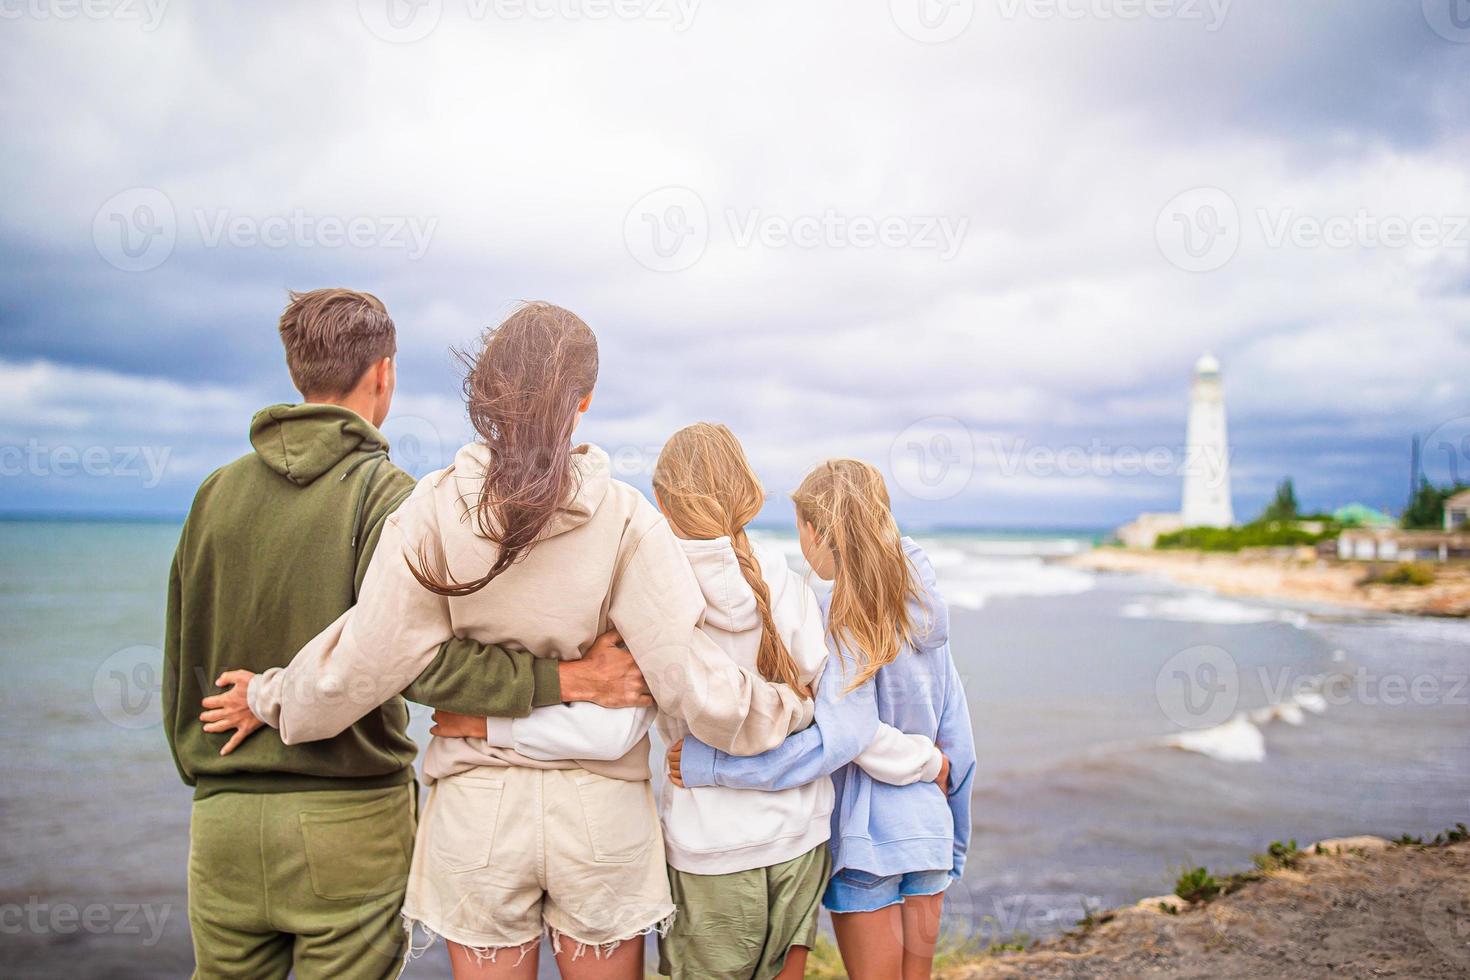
341, 451, 389, 552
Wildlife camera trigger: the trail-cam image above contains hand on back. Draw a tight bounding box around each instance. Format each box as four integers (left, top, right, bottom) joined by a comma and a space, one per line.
558, 628, 654, 709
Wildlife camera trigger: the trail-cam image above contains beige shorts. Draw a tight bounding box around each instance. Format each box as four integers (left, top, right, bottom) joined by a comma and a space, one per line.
404, 766, 674, 953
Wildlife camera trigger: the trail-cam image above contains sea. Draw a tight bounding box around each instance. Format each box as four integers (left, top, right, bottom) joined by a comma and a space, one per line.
2, 518, 1466, 977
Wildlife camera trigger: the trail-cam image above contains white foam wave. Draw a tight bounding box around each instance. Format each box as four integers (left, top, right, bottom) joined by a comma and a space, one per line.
1167, 715, 1266, 763
749, 531, 1097, 611
1165, 684, 1329, 764
1122, 593, 1309, 628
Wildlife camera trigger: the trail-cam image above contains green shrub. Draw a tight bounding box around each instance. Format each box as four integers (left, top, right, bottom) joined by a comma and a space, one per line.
1373, 562, 1435, 587
1155, 521, 1335, 552
1174, 866, 1221, 903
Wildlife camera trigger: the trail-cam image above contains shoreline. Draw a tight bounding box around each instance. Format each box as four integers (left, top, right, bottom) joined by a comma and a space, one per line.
941, 835, 1470, 979
1065, 547, 1470, 618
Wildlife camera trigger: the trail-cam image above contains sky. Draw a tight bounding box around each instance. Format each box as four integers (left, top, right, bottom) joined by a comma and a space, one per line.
1, 0, 1468, 528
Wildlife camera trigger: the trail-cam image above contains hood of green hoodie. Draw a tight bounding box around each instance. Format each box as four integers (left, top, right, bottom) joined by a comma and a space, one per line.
248, 403, 389, 486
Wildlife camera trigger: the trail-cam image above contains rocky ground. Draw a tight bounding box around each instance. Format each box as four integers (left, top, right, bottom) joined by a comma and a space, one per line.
942, 836, 1470, 980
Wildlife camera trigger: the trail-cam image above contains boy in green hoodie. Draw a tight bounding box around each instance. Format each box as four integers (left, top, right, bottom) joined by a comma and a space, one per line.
165, 289, 648, 980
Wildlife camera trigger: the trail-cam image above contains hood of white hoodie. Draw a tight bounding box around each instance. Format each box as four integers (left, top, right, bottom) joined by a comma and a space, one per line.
444, 442, 612, 541
678, 536, 792, 633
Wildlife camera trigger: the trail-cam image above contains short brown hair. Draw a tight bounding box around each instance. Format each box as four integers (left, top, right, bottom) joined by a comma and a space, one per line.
277, 288, 397, 397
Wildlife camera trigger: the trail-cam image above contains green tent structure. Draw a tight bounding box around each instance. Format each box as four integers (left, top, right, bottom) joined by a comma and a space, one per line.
1333, 503, 1395, 528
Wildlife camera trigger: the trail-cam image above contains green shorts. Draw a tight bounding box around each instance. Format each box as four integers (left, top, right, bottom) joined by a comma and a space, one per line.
658, 842, 831, 980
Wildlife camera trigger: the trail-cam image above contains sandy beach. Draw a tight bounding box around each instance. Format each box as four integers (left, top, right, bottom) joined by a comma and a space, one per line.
1068, 548, 1470, 618
943, 835, 1470, 979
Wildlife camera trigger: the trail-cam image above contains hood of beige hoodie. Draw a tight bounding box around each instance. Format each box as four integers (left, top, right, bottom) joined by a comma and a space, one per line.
446, 441, 612, 541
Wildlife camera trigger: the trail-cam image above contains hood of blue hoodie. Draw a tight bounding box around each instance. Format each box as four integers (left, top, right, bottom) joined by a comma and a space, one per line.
903, 537, 950, 652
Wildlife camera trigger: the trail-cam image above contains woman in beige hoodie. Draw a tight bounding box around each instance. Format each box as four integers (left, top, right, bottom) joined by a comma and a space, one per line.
242, 303, 812, 979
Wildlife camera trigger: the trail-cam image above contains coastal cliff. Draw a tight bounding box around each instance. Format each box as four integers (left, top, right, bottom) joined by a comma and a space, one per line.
944, 835, 1470, 979
1067, 548, 1470, 618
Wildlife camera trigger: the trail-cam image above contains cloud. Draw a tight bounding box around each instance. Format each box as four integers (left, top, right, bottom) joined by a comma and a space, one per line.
1, 0, 1467, 524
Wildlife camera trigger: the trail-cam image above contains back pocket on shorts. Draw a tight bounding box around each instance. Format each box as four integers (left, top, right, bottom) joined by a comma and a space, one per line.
572, 773, 655, 864
428, 771, 506, 874
299, 790, 412, 901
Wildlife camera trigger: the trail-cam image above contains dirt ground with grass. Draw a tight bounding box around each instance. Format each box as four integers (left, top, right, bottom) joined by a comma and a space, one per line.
1068, 548, 1470, 617
941, 837, 1470, 980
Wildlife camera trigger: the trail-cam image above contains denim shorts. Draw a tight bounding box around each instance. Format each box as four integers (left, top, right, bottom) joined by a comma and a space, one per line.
822, 867, 952, 914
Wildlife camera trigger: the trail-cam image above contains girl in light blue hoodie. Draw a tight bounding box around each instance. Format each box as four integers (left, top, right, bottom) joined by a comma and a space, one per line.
674, 458, 976, 980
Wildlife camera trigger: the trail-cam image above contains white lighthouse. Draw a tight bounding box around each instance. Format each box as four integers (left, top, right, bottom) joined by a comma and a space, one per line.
1180, 352, 1235, 527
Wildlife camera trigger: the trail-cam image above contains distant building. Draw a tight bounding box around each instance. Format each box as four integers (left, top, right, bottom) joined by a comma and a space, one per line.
1113, 354, 1235, 547
1337, 527, 1470, 563
1181, 352, 1234, 527
1446, 489, 1470, 532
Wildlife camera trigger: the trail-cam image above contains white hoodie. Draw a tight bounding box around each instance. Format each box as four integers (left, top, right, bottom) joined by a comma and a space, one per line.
485, 535, 942, 875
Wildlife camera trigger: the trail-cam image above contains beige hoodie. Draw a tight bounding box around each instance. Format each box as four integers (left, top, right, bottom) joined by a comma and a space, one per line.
248, 444, 813, 782
483, 536, 942, 874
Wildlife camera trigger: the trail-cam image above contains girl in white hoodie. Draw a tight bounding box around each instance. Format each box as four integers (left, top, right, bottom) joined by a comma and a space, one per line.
476, 423, 943, 979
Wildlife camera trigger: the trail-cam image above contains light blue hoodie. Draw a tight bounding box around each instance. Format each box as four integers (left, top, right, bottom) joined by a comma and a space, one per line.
679, 538, 976, 879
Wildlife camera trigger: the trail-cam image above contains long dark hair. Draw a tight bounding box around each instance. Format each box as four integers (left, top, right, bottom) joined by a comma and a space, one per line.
409, 302, 599, 596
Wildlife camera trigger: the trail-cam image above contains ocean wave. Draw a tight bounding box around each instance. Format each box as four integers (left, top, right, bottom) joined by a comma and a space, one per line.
751, 531, 1097, 611
1163, 683, 1329, 764
1121, 593, 1309, 628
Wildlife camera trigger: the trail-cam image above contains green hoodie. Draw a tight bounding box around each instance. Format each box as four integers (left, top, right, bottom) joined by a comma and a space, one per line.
163, 403, 561, 800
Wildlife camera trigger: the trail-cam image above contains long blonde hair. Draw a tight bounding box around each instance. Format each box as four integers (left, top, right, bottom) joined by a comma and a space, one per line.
792, 459, 921, 690
653, 423, 811, 698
